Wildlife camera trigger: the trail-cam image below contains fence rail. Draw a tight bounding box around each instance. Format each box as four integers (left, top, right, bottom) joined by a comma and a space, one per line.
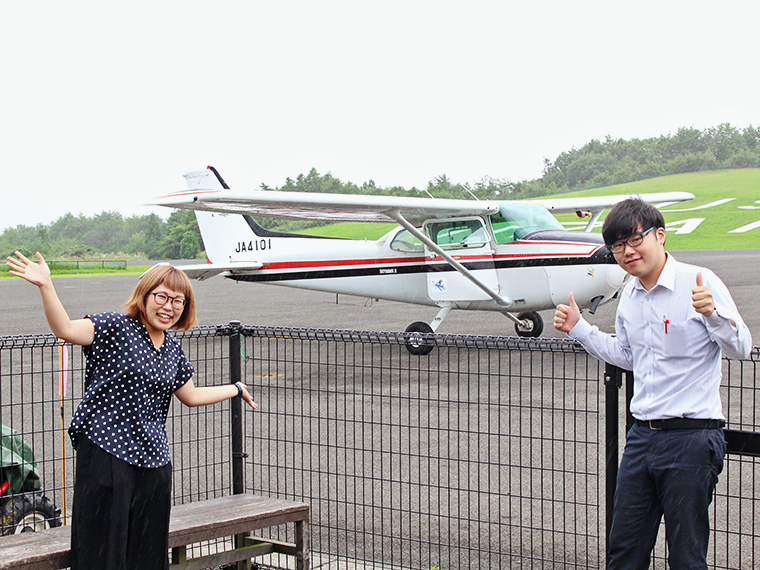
47, 259, 128, 271
0, 325, 757, 569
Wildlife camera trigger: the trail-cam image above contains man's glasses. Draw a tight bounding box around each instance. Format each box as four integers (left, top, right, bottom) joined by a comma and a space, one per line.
607, 227, 655, 254
151, 292, 187, 310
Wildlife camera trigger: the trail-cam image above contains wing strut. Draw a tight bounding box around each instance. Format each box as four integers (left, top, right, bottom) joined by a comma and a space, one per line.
391, 210, 513, 308
583, 209, 606, 232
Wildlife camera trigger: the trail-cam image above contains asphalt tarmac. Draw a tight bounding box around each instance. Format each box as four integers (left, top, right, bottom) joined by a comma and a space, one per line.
1, 250, 758, 343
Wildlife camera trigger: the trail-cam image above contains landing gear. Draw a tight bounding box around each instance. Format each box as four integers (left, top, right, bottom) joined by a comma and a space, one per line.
514, 311, 543, 338
404, 321, 435, 356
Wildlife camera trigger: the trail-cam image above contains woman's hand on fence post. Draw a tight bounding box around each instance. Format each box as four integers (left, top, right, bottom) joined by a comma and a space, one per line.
238, 382, 258, 410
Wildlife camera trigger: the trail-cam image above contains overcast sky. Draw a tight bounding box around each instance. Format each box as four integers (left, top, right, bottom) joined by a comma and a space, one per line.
2, 1, 758, 232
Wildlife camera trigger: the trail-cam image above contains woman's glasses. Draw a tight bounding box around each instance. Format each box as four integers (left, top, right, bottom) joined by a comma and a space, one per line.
151, 292, 186, 310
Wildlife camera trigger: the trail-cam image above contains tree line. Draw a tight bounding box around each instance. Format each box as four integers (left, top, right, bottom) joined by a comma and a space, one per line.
2, 123, 758, 259
537, 123, 760, 193
1, 210, 202, 260
269, 123, 760, 201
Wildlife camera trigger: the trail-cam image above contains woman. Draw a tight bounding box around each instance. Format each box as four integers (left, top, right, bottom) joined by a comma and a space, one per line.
6, 251, 257, 569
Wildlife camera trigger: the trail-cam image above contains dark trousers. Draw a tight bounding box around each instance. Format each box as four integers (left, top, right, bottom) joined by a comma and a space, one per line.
71, 436, 172, 570
608, 424, 726, 570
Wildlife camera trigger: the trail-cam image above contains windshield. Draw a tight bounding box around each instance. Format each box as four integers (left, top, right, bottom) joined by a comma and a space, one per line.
490, 202, 564, 244
425, 219, 489, 250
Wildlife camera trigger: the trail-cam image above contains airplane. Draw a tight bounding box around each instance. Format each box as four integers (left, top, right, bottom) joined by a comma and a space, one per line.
153, 166, 694, 354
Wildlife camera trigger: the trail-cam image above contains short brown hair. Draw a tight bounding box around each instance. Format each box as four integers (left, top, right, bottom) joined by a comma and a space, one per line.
124, 265, 198, 331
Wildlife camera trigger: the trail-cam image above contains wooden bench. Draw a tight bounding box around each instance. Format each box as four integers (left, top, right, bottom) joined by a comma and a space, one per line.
0, 494, 310, 570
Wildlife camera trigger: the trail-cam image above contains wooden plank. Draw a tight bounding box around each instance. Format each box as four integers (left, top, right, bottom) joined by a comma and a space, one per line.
296, 518, 310, 570
168, 495, 308, 547
246, 535, 296, 555
170, 541, 276, 570
0, 494, 309, 570
0, 526, 71, 570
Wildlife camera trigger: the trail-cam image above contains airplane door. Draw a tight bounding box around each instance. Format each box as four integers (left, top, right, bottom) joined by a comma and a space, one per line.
423, 217, 499, 302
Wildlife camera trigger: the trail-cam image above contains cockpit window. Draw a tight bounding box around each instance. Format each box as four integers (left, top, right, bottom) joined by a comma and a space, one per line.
389, 229, 424, 253
490, 202, 563, 244
426, 219, 489, 249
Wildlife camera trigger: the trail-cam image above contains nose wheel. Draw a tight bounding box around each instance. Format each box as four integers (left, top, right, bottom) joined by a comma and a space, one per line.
404, 321, 435, 355
513, 311, 544, 337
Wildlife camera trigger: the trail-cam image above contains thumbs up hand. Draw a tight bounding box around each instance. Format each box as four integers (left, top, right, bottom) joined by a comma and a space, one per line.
554, 292, 582, 332
692, 272, 714, 317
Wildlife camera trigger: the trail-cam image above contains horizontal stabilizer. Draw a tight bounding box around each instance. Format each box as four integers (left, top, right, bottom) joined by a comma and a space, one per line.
175, 262, 264, 281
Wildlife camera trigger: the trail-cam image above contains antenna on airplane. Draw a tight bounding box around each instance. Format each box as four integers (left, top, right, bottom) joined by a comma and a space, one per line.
462, 183, 479, 201
207, 165, 231, 190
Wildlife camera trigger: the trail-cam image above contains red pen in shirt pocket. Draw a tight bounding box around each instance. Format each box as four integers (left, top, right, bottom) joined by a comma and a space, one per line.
663, 316, 670, 334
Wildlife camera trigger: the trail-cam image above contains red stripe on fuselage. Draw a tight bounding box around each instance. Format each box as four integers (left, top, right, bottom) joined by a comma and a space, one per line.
264, 255, 427, 270
259, 243, 600, 272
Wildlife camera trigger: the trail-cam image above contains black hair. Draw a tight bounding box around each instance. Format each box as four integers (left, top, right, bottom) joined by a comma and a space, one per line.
602, 198, 665, 246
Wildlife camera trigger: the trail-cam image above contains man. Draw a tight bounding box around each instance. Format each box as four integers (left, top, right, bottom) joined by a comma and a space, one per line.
554, 198, 751, 569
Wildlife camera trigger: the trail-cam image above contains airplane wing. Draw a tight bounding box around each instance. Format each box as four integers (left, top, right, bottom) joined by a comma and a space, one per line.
153, 188, 500, 225
535, 191, 695, 214
534, 191, 694, 232
174, 262, 264, 281
154, 177, 693, 228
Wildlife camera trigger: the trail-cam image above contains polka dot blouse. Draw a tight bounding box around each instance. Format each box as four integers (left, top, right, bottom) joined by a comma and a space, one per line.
68, 312, 195, 468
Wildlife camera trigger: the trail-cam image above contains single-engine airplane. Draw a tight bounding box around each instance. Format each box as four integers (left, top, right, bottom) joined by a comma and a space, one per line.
153, 167, 694, 354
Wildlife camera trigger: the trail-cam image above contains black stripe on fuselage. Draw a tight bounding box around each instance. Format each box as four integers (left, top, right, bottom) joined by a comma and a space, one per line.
228, 250, 616, 283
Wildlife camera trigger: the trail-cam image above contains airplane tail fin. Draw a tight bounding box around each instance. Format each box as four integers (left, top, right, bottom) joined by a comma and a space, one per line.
184, 167, 264, 264
185, 166, 337, 267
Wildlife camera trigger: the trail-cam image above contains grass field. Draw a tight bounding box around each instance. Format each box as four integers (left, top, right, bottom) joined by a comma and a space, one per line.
551, 169, 760, 250
294, 169, 760, 250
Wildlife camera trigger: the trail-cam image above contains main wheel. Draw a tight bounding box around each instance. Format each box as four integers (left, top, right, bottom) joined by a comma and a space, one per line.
514, 311, 544, 338
404, 321, 435, 355
0, 493, 61, 535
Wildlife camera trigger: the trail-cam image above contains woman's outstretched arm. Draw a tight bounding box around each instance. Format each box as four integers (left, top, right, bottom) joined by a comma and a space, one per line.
174, 379, 258, 410
6, 251, 95, 345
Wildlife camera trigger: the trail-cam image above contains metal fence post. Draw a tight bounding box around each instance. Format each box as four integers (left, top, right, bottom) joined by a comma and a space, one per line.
624, 370, 634, 435
228, 320, 244, 496
604, 362, 623, 567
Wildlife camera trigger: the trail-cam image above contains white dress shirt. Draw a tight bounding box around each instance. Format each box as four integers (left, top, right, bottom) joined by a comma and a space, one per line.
570, 254, 752, 421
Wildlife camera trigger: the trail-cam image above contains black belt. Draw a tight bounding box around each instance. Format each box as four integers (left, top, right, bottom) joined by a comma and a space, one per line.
634, 418, 725, 430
